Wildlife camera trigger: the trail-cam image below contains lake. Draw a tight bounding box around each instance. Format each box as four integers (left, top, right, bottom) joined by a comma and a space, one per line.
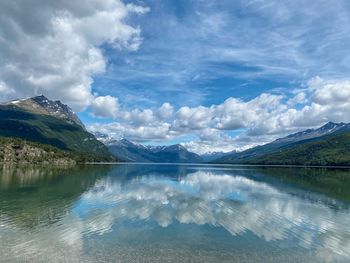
1, 164, 350, 262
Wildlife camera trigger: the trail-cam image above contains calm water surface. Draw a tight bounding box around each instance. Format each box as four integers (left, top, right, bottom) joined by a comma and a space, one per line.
1, 164, 350, 262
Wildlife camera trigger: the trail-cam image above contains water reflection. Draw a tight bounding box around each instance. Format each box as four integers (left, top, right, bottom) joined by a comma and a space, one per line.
80, 169, 350, 260
1, 164, 350, 262
0, 165, 110, 228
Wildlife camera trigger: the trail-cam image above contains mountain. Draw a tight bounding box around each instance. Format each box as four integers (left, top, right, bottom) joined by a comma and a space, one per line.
6, 95, 85, 129
98, 136, 202, 163
245, 131, 350, 166
272, 122, 350, 145
201, 151, 235, 162
147, 143, 203, 163
107, 139, 155, 162
0, 95, 114, 163
94, 131, 116, 145
216, 122, 350, 166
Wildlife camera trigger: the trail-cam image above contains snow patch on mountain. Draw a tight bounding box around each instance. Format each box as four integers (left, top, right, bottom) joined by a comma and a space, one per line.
273, 122, 350, 144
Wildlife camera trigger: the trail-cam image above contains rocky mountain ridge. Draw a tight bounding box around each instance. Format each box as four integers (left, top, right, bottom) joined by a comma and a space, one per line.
3, 95, 85, 129
273, 122, 350, 144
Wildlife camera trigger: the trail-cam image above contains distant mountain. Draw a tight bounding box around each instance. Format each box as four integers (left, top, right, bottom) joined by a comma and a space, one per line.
0, 95, 114, 163
147, 143, 203, 163
96, 136, 203, 163
216, 122, 350, 166
201, 151, 235, 162
107, 139, 155, 162
94, 131, 116, 145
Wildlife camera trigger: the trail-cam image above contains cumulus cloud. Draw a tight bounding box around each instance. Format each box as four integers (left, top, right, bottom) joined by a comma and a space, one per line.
310, 77, 350, 105
91, 95, 119, 118
89, 121, 175, 142
172, 106, 213, 131
156, 102, 174, 120
182, 140, 235, 155
88, 77, 350, 153
181, 128, 237, 154
0, 0, 149, 111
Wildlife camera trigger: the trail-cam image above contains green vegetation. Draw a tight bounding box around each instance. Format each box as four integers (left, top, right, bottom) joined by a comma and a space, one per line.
0, 137, 114, 164
0, 105, 115, 163
0, 136, 73, 164
247, 131, 350, 166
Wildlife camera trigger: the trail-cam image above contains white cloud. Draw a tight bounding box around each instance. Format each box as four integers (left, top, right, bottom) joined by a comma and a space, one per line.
213, 93, 286, 131
88, 77, 350, 153
287, 91, 306, 105
122, 108, 156, 126
89, 121, 174, 142
156, 102, 174, 120
181, 128, 237, 154
0, 0, 149, 111
0, 80, 14, 95
91, 95, 119, 118
172, 106, 213, 131
182, 140, 235, 155
310, 77, 350, 105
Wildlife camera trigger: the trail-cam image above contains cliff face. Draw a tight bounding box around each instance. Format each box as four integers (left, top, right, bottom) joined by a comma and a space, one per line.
0, 139, 75, 165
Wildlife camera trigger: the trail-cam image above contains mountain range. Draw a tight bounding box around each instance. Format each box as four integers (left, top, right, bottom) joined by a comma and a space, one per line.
216, 121, 350, 166
0, 95, 349, 166
95, 121, 350, 166
94, 133, 203, 163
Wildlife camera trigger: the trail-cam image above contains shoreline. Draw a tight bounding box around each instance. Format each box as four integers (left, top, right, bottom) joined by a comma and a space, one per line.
84, 162, 350, 169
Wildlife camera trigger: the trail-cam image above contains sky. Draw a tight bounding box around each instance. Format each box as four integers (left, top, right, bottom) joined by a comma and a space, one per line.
0, 0, 350, 153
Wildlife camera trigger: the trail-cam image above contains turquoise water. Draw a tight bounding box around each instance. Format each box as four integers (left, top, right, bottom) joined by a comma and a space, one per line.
1, 164, 350, 262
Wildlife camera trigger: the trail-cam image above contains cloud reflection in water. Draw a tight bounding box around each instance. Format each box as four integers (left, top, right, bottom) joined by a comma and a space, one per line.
78, 171, 350, 260
1, 167, 350, 262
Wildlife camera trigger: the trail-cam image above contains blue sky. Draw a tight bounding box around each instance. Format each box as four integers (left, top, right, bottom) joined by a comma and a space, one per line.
1, 0, 350, 153
90, 0, 309, 109
89, 0, 350, 108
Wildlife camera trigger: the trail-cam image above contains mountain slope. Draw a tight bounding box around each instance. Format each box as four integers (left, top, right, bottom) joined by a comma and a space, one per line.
6, 95, 85, 128
0, 96, 114, 162
201, 151, 236, 162
147, 144, 203, 163
108, 139, 157, 162
217, 122, 350, 166
273, 122, 350, 145
247, 130, 350, 166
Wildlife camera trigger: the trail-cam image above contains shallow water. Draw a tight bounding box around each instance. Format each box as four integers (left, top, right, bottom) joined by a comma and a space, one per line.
1, 164, 350, 262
